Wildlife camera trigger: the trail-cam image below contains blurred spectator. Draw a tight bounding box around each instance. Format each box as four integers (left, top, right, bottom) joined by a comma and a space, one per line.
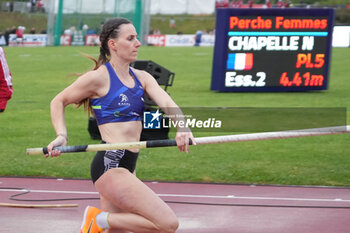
37, 0, 45, 12
264, 0, 272, 8
82, 24, 89, 31
30, 0, 36, 12
284, 0, 291, 7
231, 0, 243, 8
277, 0, 284, 8
216, 0, 229, 8
169, 17, 176, 28
82, 24, 89, 38
4, 28, 11, 46
64, 28, 71, 35
149, 28, 161, 35
64, 26, 76, 35
10, 26, 16, 34
29, 27, 36, 34
16, 26, 25, 46
277, 0, 291, 8
8, 26, 16, 45
27, 1, 31, 10
0, 47, 13, 113
70, 26, 76, 35
153, 29, 161, 35
248, 0, 253, 8
7, 1, 14, 12
194, 30, 203, 46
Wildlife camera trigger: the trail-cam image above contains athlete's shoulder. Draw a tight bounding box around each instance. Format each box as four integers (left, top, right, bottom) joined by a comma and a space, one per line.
131, 67, 152, 77
130, 67, 154, 85
82, 65, 108, 80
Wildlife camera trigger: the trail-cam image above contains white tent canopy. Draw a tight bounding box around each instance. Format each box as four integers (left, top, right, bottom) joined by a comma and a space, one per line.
42, 0, 216, 14
150, 0, 216, 15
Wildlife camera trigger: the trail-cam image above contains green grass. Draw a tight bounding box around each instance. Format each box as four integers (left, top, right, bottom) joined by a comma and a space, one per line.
0, 12, 47, 33
0, 46, 349, 186
150, 15, 216, 34
0, 12, 217, 36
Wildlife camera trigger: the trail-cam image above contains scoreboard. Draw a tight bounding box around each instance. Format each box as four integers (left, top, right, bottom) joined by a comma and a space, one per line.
211, 8, 334, 92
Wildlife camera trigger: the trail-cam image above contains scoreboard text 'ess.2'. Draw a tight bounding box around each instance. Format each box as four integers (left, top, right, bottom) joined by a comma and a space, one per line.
211, 8, 334, 92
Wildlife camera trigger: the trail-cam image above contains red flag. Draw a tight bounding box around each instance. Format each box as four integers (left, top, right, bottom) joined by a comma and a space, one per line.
0, 47, 13, 112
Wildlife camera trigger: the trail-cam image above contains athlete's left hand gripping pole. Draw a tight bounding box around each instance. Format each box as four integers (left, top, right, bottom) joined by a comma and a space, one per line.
26, 140, 179, 156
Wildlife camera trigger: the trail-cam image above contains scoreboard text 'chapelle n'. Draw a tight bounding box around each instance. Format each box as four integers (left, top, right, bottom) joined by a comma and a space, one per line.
211, 8, 334, 92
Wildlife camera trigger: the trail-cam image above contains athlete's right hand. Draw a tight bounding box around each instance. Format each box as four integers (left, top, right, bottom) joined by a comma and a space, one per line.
45, 135, 67, 158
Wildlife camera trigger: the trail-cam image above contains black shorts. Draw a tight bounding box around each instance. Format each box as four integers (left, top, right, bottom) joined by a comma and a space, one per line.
90, 145, 139, 183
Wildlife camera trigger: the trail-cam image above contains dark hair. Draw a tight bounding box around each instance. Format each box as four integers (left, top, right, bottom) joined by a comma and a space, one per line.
77, 18, 132, 114
96, 17, 132, 68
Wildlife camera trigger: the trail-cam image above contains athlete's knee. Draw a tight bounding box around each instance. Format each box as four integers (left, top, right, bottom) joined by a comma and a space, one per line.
167, 218, 179, 233
95, 167, 132, 194
157, 216, 179, 233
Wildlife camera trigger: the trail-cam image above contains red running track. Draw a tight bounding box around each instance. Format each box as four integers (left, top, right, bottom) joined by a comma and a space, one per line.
0, 177, 350, 233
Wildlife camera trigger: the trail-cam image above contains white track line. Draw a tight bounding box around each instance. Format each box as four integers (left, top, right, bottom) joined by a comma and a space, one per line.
0, 188, 349, 203
0, 189, 98, 195
158, 194, 350, 203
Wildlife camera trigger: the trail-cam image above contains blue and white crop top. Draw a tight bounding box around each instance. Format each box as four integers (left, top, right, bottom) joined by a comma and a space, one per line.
90, 62, 144, 125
